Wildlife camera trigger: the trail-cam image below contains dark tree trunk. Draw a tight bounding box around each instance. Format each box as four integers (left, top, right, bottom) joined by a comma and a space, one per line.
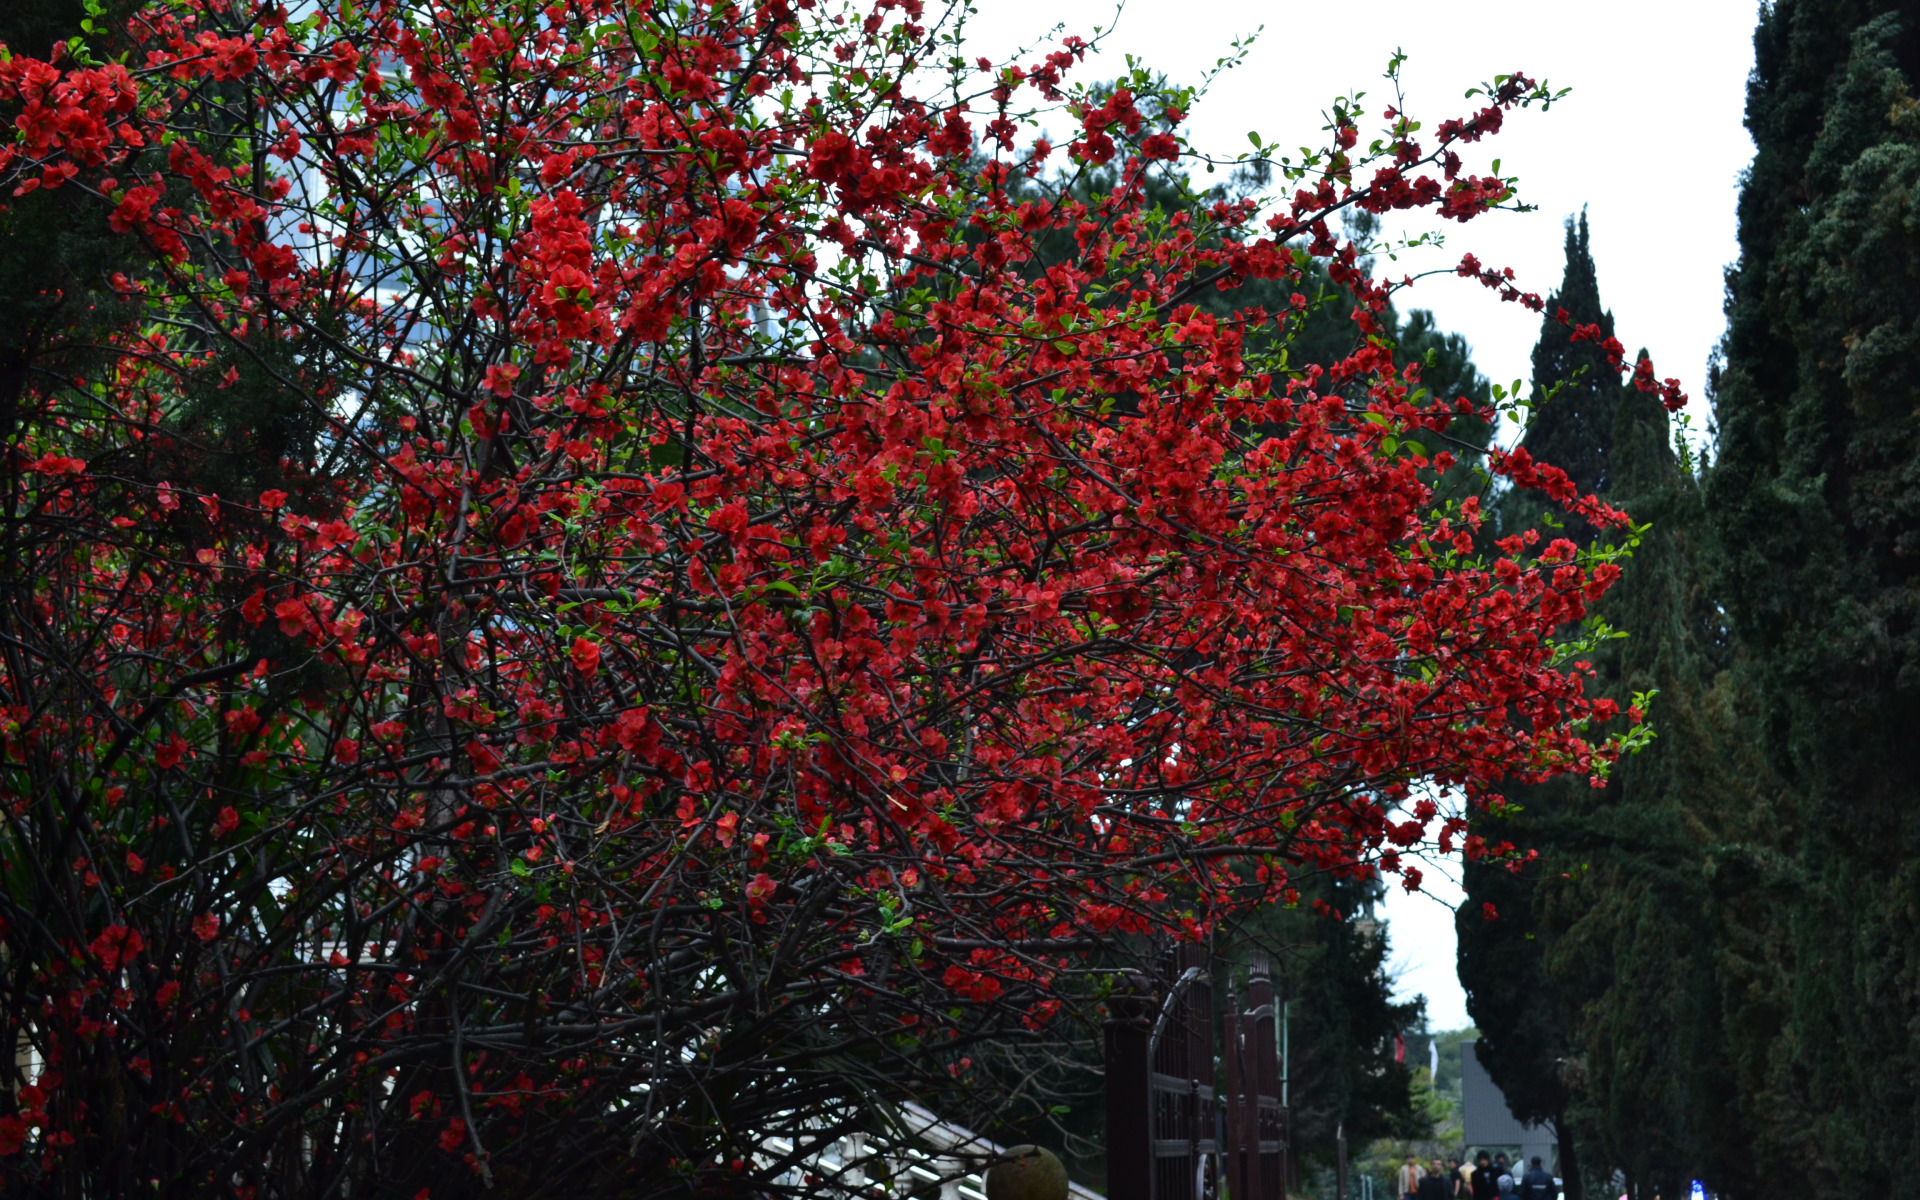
1557, 1111, 1582, 1200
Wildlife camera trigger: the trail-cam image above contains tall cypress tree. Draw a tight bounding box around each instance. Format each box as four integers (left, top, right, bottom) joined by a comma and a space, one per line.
1704, 4, 1920, 1192
1467, 8, 1920, 1199
1505, 214, 1623, 523
1457, 212, 1748, 1200
1459, 213, 1639, 1200
1514, 373, 1767, 1200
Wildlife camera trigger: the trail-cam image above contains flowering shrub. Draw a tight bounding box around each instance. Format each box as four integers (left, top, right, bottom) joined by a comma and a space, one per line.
0, 0, 1673, 1193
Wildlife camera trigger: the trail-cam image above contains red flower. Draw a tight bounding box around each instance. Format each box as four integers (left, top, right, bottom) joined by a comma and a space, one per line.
483, 362, 520, 397
153, 735, 187, 770
806, 129, 859, 185
745, 873, 776, 923
108, 186, 159, 234
569, 637, 600, 674
91, 924, 145, 972
942, 965, 1004, 1003
27, 453, 87, 475
205, 36, 259, 82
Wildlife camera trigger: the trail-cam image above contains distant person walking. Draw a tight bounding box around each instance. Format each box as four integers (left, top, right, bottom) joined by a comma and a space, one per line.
1418, 1160, 1452, 1200
1519, 1156, 1558, 1200
1400, 1155, 1423, 1200
1470, 1153, 1497, 1200
1496, 1173, 1519, 1200
1449, 1156, 1469, 1200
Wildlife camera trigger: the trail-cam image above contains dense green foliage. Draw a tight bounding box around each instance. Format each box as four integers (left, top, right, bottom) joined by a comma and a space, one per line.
1460, 6, 1920, 1199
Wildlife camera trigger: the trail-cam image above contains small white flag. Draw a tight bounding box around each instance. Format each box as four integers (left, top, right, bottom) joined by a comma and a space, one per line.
1430, 1039, 1440, 1077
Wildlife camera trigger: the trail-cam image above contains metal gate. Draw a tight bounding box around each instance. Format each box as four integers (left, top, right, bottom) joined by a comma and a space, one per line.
1150, 943, 1215, 1200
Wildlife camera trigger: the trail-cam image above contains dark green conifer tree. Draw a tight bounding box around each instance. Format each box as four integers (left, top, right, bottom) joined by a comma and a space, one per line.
1702, 3, 1920, 1192
1506, 377, 1768, 1200
1460, 214, 1639, 1200
1457, 204, 1766, 1199
1234, 875, 1431, 1158
1497, 213, 1623, 535
1465, 8, 1920, 1197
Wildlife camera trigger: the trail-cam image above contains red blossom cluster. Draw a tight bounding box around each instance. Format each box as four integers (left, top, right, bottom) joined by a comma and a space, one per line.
0, 0, 1671, 1192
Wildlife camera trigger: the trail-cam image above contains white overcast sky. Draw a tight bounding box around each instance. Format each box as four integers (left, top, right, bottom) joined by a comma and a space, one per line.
956, 0, 1762, 1029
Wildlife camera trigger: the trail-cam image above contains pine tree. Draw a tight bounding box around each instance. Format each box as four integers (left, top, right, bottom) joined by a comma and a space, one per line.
1519, 384, 1766, 1199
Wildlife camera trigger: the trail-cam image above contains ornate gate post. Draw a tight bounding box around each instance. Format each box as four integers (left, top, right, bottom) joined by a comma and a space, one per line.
1105, 974, 1154, 1200
1224, 952, 1284, 1200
